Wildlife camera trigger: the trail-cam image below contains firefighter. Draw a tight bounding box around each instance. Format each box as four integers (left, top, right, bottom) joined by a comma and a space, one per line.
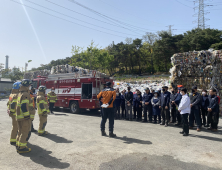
47, 87, 57, 114
29, 86, 37, 132
16, 79, 32, 153
37, 86, 50, 136
7, 82, 21, 146
97, 82, 116, 137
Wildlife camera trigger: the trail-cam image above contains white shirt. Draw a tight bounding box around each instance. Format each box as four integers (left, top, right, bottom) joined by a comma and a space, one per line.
178, 94, 190, 114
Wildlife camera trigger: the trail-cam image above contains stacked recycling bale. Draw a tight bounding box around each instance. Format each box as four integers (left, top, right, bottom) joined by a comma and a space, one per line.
169, 49, 222, 116
170, 50, 222, 90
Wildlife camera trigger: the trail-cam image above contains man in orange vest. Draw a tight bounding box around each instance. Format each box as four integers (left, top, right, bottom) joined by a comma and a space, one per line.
97, 82, 116, 137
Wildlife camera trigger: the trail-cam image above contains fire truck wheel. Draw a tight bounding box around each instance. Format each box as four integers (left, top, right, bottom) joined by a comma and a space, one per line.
69, 101, 80, 114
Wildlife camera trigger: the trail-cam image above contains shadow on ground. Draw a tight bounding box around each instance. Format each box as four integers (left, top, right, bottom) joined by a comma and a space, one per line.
38, 133, 73, 143
113, 136, 152, 145
99, 153, 220, 170
189, 134, 222, 142
21, 143, 70, 169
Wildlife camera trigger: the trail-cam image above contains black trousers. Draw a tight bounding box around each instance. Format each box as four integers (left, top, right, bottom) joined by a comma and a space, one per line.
154, 115, 161, 123
100, 108, 115, 132
133, 105, 137, 119
176, 110, 182, 124
171, 106, 177, 123
144, 105, 152, 121
161, 107, 170, 124
189, 108, 201, 128
137, 106, 142, 119
182, 113, 189, 134
201, 107, 207, 125
49, 103, 55, 113
208, 112, 219, 130
121, 105, 126, 118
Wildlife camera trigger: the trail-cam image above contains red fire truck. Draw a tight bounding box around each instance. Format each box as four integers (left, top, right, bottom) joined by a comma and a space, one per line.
31, 71, 113, 114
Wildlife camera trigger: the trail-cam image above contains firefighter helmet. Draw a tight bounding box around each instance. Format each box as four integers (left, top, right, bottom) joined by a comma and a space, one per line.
12, 82, 21, 89
21, 79, 32, 87
38, 86, 46, 92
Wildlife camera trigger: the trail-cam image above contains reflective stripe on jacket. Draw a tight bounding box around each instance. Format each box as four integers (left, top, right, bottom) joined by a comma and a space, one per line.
47, 91, 57, 103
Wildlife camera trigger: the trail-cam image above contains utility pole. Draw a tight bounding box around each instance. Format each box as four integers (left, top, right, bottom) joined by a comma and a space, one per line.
166, 25, 176, 35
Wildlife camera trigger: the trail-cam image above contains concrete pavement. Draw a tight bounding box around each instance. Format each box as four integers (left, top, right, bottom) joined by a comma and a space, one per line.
0, 99, 222, 170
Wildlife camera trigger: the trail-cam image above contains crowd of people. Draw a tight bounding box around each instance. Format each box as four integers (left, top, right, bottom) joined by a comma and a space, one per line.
104, 83, 220, 137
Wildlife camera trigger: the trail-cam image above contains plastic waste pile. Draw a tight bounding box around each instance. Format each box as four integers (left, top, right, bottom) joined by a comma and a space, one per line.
169, 49, 222, 91
113, 79, 169, 94
23, 64, 108, 80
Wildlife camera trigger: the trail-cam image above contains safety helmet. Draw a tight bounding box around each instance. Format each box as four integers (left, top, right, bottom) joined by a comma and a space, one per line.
21, 79, 32, 87
38, 86, 46, 92
12, 82, 21, 89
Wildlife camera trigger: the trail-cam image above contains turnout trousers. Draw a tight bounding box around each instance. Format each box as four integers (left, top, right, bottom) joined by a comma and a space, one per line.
100, 108, 115, 132
10, 114, 18, 143
16, 119, 31, 149
38, 114, 47, 134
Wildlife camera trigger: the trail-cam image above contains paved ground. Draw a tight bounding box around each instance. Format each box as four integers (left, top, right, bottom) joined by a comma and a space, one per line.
0, 99, 222, 170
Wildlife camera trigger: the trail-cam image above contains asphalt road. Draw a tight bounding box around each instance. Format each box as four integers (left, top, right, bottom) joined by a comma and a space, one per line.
0, 99, 222, 170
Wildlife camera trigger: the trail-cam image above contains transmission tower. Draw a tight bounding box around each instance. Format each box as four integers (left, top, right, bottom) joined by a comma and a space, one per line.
193, 0, 210, 29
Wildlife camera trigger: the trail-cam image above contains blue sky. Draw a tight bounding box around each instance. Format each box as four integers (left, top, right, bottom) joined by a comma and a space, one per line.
0, 0, 221, 70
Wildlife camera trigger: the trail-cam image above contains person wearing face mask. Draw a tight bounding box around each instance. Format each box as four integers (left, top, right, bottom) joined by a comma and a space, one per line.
160, 86, 170, 127
178, 88, 190, 136
136, 91, 143, 121
114, 88, 121, 119
120, 89, 126, 119
189, 86, 201, 132
207, 89, 219, 132
151, 91, 161, 124
47, 87, 57, 114
133, 89, 139, 120
174, 85, 183, 126
125, 87, 134, 121
201, 90, 209, 127
170, 87, 179, 124
142, 87, 154, 123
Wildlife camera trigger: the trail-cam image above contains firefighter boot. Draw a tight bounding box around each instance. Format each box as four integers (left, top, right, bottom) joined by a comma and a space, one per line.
10, 142, 16, 146
17, 146, 31, 154
109, 131, 116, 138
38, 131, 48, 136
101, 131, 107, 136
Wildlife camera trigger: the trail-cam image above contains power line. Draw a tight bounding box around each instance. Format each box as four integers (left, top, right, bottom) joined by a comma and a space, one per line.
11, 0, 136, 38
45, 0, 158, 33
67, 0, 158, 33
96, 0, 165, 26
175, 0, 193, 8
24, 0, 143, 37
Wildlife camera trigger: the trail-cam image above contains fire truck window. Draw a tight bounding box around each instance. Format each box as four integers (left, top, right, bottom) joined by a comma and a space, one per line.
82, 84, 92, 99
32, 81, 38, 89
